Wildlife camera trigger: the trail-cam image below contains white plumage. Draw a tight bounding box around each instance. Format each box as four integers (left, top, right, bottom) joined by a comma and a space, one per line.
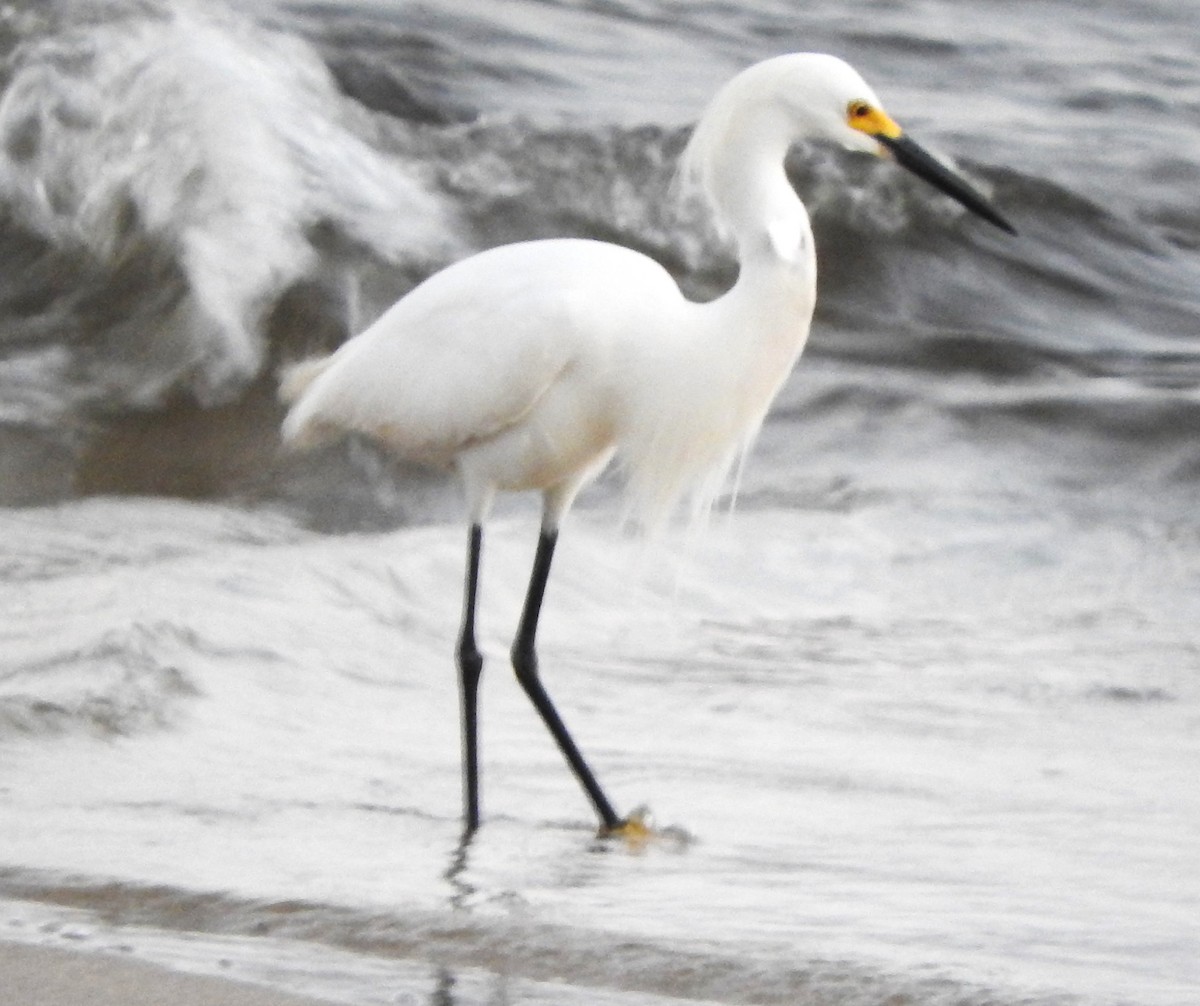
281, 224, 813, 528
280, 53, 1013, 835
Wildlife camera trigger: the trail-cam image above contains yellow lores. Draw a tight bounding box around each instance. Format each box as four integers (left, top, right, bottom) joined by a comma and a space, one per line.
847, 100, 903, 140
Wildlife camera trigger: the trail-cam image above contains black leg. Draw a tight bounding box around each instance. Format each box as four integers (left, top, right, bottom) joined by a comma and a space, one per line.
511, 528, 623, 832
457, 524, 484, 833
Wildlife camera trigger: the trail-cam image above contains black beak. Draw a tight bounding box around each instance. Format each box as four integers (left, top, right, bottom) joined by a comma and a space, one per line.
876, 133, 1016, 236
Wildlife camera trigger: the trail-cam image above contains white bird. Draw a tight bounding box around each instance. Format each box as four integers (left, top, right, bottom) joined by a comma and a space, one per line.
280, 53, 1014, 837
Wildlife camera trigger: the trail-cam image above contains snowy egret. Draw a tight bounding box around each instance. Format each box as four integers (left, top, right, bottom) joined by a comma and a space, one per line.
280, 53, 1014, 835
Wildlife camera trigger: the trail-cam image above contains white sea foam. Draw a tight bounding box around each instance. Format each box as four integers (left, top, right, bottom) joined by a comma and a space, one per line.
0, 2, 455, 405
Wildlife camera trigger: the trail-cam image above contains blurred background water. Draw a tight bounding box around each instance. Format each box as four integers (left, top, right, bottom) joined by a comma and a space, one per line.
0, 1, 1198, 1004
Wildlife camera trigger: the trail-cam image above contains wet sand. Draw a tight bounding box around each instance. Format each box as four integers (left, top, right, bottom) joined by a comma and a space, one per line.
0, 942, 338, 1006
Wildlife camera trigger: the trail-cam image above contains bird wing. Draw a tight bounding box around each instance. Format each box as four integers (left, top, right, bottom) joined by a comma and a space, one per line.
282, 241, 618, 464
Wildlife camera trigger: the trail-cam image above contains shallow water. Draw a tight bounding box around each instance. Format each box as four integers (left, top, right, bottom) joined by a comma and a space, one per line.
1, 1, 1199, 1003
2, 493, 1197, 1004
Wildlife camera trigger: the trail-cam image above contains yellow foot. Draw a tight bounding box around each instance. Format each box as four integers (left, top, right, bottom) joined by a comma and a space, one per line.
597, 805, 697, 852
600, 810, 654, 845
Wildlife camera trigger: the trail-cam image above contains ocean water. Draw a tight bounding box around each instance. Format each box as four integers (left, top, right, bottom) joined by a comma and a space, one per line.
1, 1, 1198, 1004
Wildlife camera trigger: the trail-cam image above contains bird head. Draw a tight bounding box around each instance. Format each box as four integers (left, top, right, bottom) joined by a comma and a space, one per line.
795, 53, 1017, 234
694, 53, 1017, 236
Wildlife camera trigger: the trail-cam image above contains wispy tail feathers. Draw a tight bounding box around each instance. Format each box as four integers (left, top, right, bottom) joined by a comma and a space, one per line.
278, 356, 332, 406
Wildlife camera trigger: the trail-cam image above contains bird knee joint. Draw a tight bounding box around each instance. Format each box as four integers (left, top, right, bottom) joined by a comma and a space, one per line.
511, 641, 539, 684
457, 638, 483, 683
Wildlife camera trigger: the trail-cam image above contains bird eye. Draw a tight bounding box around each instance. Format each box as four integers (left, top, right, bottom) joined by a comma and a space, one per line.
849, 101, 872, 120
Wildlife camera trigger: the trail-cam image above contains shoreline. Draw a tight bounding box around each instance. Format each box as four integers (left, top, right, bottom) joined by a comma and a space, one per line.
0, 941, 339, 1006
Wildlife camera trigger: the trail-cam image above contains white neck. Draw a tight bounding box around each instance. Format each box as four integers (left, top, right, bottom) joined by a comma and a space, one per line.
703, 195, 817, 429
714, 140, 810, 265
702, 121, 818, 373
619, 95, 821, 523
